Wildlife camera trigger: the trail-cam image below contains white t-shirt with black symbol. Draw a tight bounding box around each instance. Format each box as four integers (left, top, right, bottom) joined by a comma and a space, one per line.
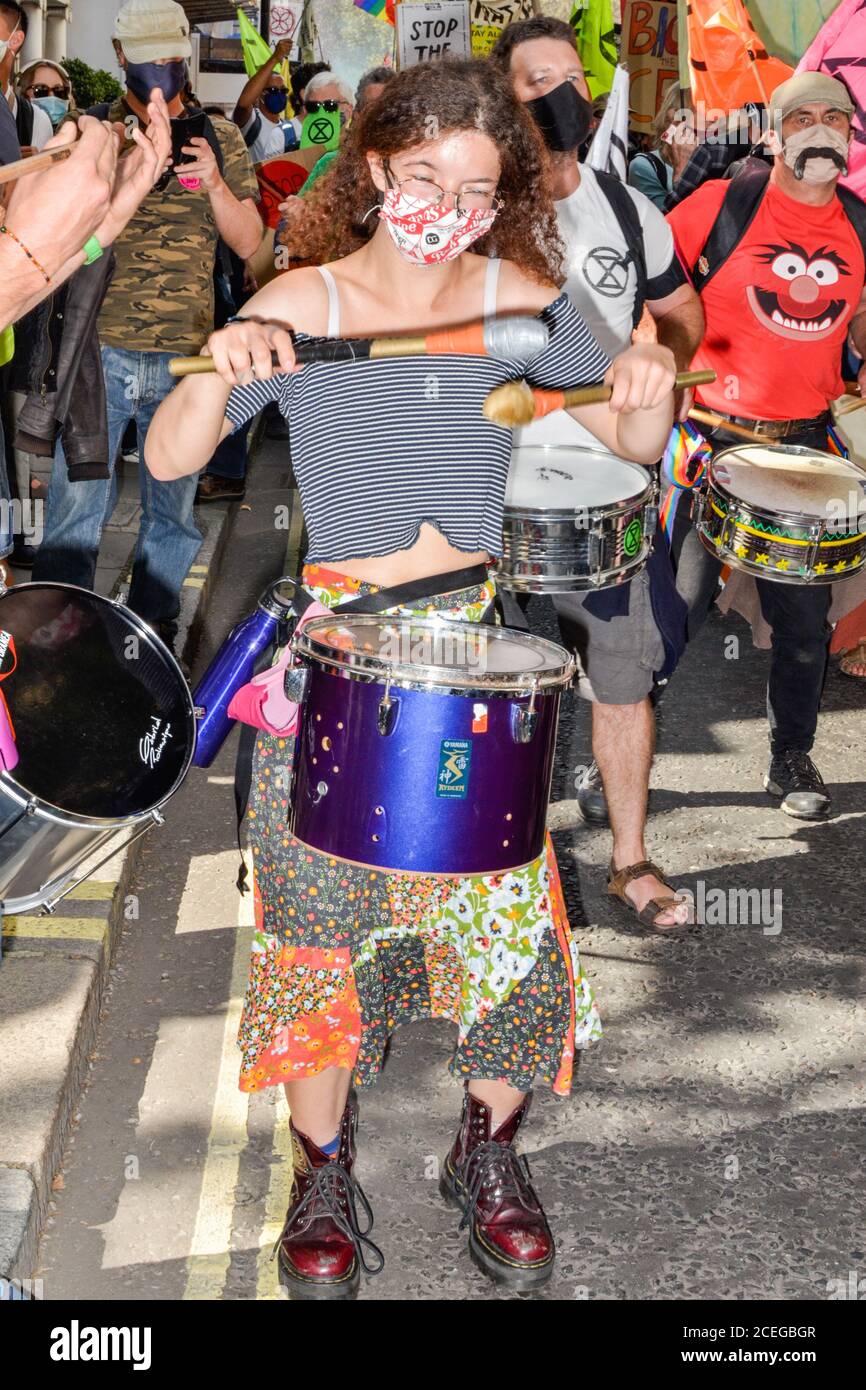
514, 163, 684, 451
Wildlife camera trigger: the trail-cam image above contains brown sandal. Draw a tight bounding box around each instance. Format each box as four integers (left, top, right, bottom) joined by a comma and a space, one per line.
607, 859, 693, 934
838, 640, 866, 678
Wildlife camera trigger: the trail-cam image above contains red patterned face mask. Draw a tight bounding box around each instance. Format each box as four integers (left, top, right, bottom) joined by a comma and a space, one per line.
379, 188, 499, 266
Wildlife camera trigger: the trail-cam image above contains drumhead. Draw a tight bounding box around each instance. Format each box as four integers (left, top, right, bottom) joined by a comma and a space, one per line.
294, 616, 574, 690
0, 584, 195, 820
506, 446, 650, 511
711, 446, 866, 522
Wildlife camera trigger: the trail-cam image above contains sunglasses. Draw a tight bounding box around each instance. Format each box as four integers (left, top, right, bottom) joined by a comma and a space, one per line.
263, 86, 285, 97
305, 99, 340, 114
28, 84, 70, 99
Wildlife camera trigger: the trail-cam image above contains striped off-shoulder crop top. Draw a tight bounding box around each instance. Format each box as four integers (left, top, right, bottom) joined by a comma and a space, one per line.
224, 258, 610, 564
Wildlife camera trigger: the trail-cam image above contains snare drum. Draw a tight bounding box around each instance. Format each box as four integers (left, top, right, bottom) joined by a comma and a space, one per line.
496, 445, 657, 593
694, 445, 866, 584
289, 616, 574, 876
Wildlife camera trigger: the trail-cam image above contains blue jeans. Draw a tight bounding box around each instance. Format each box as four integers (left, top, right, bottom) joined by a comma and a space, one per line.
32, 346, 202, 625
205, 417, 250, 480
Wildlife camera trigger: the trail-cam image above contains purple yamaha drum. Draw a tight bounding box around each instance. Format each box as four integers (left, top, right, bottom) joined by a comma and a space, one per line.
288, 616, 574, 876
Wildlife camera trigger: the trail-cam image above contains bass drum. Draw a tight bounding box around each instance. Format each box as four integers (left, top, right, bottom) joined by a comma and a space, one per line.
0, 583, 195, 914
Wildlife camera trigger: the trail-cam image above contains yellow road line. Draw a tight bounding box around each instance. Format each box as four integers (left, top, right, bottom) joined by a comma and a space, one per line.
2, 915, 108, 942
183, 577, 206, 589
66, 880, 117, 901
181, 865, 253, 1301
256, 1088, 294, 1301
189, 564, 209, 574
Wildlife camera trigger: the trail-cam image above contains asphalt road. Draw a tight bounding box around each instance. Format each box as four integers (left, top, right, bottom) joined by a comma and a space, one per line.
35, 443, 866, 1303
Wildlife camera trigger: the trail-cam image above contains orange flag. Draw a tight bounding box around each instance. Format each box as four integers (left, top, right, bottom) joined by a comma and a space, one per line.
687, 0, 793, 111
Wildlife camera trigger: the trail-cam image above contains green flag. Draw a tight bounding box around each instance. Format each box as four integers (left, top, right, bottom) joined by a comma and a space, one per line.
570, 0, 617, 100
236, 6, 291, 102
237, 6, 272, 78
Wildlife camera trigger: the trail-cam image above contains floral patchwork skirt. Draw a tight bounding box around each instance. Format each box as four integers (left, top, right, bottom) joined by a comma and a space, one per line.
237, 564, 602, 1096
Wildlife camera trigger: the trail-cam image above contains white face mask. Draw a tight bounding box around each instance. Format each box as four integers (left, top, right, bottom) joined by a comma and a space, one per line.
0, 18, 19, 65
782, 124, 850, 185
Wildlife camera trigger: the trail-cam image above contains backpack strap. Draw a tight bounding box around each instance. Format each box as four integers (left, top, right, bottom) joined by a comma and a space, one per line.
594, 169, 648, 331
836, 184, 866, 271
643, 151, 669, 186
692, 165, 770, 294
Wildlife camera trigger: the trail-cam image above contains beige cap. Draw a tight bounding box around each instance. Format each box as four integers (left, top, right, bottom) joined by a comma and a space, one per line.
770, 71, 855, 124
114, 0, 192, 63
17, 58, 71, 91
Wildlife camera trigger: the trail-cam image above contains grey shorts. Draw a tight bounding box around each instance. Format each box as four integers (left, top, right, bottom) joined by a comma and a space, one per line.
553, 568, 665, 705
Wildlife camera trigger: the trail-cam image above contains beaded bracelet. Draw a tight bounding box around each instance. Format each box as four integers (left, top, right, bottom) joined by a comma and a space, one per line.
0, 224, 51, 284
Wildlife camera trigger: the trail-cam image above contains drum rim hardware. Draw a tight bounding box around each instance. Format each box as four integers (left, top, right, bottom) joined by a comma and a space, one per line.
292, 615, 576, 692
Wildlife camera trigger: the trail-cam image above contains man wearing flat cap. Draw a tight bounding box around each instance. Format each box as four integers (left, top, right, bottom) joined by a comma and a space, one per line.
32, 0, 263, 651
665, 72, 866, 821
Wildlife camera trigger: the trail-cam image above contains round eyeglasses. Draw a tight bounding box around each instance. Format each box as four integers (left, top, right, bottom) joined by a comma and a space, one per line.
384, 159, 503, 217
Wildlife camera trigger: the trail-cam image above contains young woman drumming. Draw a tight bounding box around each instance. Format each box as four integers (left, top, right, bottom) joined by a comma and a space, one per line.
146, 58, 676, 1300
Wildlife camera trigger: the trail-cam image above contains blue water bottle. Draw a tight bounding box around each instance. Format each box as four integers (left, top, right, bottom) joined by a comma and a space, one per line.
191, 579, 297, 768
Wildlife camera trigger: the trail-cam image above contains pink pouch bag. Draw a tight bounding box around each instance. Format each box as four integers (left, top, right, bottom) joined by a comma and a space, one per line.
227, 600, 332, 737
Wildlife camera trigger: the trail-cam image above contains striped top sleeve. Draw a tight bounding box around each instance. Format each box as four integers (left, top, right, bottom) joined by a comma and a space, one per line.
525, 292, 610, 390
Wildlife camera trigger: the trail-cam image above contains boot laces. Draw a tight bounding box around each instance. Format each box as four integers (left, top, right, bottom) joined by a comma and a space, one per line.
272, 1160, 385, 1276
459, 1141, 536, 1232
778, 751, 824, 790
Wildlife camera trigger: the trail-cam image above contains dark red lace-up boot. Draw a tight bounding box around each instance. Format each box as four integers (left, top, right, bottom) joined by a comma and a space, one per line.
441, 1087, 554, 1288
273, 1092, 384, 1300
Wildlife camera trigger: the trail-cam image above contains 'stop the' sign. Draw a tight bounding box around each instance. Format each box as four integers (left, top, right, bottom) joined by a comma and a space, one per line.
396, 1, 472, 68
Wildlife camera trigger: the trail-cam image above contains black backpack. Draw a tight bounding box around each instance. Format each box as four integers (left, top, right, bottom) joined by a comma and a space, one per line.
593, 169, 649, 332
14, 94, 34, 148
692, 160, 866, 293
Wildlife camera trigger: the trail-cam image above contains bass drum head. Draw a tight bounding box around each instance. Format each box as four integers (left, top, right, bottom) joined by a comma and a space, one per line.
712, 445, 866, 522
0, 584, 195, 820
506, 445, 650, 512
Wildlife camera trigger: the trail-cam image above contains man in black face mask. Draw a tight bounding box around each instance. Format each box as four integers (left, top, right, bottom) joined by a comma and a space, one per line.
232, 38, 300, 165
32, 0, 263, 650
493, 17, 705, 935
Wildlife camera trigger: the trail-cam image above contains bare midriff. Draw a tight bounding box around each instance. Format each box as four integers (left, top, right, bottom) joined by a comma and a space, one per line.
320, 522, 491, 587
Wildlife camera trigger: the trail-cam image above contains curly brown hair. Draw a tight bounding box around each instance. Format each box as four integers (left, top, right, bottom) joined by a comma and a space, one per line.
281, 57, 565, 286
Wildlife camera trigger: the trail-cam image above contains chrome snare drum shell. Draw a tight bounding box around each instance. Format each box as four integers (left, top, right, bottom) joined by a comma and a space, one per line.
495, 444, 657, 594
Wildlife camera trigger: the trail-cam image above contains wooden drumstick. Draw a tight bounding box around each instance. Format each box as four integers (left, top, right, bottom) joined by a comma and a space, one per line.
687, 407, 768, 443
168, 317, 551, 377
0, 146, 73, 184
482, 369, 717, 427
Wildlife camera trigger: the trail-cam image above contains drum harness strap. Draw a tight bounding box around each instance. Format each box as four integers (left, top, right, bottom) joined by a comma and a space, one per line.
233, 562, 495, 893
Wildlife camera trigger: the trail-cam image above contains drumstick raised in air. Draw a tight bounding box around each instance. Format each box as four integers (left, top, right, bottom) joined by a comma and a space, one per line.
168, 317, 550, 377
482, 369, 717, 427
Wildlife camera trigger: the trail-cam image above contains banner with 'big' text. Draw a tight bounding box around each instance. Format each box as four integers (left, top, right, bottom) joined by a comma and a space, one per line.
622, 0, 680, 131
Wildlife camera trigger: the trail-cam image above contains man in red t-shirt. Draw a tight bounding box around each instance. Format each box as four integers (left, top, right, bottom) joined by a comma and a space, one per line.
666, 72, 866, 820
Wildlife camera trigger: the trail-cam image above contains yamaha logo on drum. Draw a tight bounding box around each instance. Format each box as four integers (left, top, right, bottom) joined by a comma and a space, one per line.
140, 715, 172, 769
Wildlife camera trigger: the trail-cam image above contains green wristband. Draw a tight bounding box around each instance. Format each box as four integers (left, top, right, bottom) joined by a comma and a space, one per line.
82, 235, 103, 266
